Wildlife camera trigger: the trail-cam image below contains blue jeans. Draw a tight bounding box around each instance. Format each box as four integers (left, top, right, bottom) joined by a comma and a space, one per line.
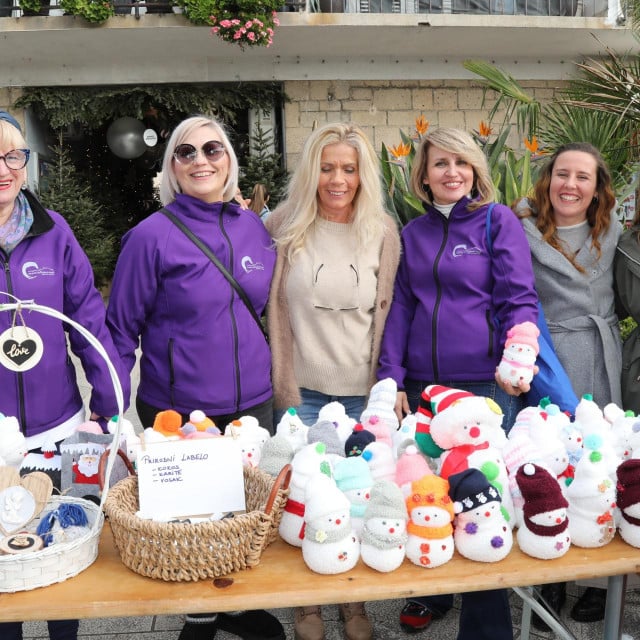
280, 388, 366, 425
404, 378, 517, 640
404, 378, 524, 434
0, 620, 79, 640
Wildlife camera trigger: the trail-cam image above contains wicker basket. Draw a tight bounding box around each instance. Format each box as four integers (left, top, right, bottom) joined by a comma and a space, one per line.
104, 463, 291, 581
0, 300, 125, 593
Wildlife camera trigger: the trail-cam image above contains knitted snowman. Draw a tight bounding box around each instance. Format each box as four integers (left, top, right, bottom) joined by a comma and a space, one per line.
395, 444, 433, 495
344, 425, 376, 458
426, 386, 513, 526
604, 403, 637, 463
258, 434, 295, 477
225, 416, 271, 447
318, 401, 356, 445
392, 413, 417, 458
279, 442, 331, 547
275, 407, 309, 453
616, 458, 640, 547
565, 438, 616, 548
307, 419, 345, 466
302, 473, 360, 574
360, 480, 408, 572
497, 321, 540, 387
573, 394, 620, 480
405, 474, 454, 568
362, 441, 396, 483
360, 377, 399, 432
448, 468, 512, 562
333, 455, 374, 535
360, 415, 393, 449
515, 462, 570, 559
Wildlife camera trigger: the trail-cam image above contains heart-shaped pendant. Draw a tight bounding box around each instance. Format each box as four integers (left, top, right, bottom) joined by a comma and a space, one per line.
0, 467, 54, 535
0, 325, 44, 372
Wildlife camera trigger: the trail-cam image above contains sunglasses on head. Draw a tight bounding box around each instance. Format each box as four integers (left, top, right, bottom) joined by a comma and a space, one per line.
173, 140, 226, 165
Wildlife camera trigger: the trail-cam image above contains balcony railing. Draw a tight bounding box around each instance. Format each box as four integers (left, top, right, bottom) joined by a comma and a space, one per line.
0, 0, 619, 18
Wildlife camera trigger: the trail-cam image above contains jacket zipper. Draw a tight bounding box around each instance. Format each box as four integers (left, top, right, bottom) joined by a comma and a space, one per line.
486, 309, 495, 357
218, 205, 241, 414
2, 256, 27, 435
431, 218, 449, 380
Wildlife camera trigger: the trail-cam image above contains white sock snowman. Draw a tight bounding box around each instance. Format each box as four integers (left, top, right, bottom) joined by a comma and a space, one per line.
302, 473, 360, 574
333, 455, 374, 536
515, 462, 571, 560
360, 480, 408, 572
279, 442, 331, 547
405, 474, 454, 568
448, 467, 512, 562
275, 407, 308, 453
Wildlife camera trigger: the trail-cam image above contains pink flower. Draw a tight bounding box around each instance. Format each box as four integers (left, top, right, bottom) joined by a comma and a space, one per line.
245, 20, 252, 27
273, 16, 280, 25
211, 26, 219, 32
247, 31, 256, 40
231, 18, 240, 24
233, 30, 242, 39
220, 19, 231, 26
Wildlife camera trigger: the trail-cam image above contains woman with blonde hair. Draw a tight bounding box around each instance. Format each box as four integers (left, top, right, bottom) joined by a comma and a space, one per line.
266, 121, 400, 640
378, 127, 539, 639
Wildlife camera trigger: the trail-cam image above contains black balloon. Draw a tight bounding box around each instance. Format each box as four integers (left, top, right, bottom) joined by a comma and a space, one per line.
106, 117, 146, 159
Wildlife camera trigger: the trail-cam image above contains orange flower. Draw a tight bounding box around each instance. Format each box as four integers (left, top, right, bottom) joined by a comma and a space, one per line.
415, 116, 429, 136
524, 136, 540, 153
479, 121, 493, 137
389, 141, 411, 159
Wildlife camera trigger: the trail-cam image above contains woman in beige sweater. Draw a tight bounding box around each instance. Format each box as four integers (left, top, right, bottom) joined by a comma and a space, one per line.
265, 122, 400, 640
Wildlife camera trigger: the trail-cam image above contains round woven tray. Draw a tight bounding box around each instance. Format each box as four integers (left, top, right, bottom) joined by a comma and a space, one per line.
0, 495, 103, 592
104, 464, 291, 581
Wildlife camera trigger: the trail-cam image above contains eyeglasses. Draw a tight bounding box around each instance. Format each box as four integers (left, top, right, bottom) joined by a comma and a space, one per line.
0, 149, 30, 170
173, 141, 226, 165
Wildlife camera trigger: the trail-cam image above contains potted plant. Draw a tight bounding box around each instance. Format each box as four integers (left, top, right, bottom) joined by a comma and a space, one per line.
61, 0, 114, 20
176, 0, 281, 48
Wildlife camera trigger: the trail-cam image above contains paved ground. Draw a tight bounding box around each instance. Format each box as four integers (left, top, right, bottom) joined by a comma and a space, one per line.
19, 353, 639, 640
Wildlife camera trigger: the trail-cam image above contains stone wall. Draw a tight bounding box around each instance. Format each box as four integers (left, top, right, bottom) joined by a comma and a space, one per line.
282, 78, 566, 168
0, 88, 24, 130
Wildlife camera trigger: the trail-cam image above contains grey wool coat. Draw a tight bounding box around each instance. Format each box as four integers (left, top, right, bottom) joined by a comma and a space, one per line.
521, 207, 622, 408
265, 212, 401, 411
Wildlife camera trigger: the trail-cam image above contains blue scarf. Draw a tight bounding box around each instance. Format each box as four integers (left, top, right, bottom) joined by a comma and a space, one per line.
0, 191, 33, 254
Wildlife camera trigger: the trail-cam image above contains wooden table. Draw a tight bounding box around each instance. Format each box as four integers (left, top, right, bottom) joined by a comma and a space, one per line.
1, 523, 639, 639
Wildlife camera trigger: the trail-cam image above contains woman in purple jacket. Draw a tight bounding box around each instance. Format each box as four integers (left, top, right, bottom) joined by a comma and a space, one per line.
106, 115, 283, 640
0, 113, 128, 640
377, 128, 538, 640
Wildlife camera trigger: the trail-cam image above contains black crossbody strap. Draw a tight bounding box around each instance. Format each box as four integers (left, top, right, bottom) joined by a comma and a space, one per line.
160, 207, 269, 343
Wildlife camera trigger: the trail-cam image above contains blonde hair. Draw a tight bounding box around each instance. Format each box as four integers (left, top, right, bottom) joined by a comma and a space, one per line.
271, 122, 388, 261
159, 115, 239, 206
0, 120, 27, 153
410, 127, 495, 210
249, 183, 270, 215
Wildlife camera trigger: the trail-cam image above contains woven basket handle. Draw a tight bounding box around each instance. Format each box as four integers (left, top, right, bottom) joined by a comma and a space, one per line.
264, 463, 292, 516
98, 447, 136, 491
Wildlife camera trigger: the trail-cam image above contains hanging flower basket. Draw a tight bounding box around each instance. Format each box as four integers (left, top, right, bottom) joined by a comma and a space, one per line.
209, 0, 281, 49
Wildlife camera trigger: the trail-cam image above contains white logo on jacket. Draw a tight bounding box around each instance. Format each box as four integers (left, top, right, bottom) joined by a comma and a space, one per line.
22, 261, 55, 279
452, 244, 482, 257
241, 256, 264, 273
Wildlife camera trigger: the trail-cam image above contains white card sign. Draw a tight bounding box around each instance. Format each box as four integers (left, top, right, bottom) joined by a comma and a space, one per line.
136, 437, 245, 520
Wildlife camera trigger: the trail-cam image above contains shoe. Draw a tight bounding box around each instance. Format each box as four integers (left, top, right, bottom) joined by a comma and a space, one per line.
217, 610, 285, 640
531, 582, 567, 632
294, 605, 324, 640
178, 613, 218, 640
570, 587, 607, 622
399, 601, 444, 633
339, 602, 372, 640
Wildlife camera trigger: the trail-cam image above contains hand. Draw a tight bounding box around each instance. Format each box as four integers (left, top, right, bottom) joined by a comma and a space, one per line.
394, 391, 410, 424
494, 365, 539, 396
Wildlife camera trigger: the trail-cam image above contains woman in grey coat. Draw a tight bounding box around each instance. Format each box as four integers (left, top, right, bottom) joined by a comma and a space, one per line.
515, 141, 622, 629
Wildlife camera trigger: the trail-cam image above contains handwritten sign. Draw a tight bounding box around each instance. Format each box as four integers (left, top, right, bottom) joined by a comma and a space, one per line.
136, 438, 245, 520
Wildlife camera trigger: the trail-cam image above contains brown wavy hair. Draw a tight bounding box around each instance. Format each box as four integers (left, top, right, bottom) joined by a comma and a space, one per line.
516, 142, 616, 272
